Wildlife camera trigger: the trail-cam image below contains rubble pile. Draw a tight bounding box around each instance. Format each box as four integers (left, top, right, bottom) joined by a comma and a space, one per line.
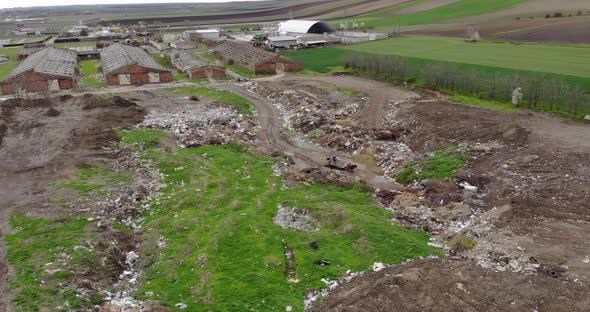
140, 102, 256, 147
247, 82, 367, 151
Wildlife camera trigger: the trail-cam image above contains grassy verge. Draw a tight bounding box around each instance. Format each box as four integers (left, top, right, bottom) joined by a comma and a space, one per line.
449, 93, 521, 113
113, 129, 442, 311
0, 47, 21, 81
4, 214, 102, 311
79, 60, 106, 89
396, 147, 470, 184
53, 162, 131, 196
170, 86, 253, 115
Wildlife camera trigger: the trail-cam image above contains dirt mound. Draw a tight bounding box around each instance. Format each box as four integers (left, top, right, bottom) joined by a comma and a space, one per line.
317, 258, 590, 312
44, 107, 61, 117
286, 167, 358, 188
400, 100, 529, 151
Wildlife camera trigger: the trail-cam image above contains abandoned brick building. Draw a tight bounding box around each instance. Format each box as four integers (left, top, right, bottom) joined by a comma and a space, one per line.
100, 43, 172, 86
1, 47, 77, 95
169, 49, 226, 79
210, 41, 303, 74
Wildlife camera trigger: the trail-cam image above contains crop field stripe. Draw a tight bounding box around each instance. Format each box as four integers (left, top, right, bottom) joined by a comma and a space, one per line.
331, 0, 528, 29
341, 36, 590, 78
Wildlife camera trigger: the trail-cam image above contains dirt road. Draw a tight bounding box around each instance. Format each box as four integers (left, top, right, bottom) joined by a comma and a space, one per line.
225, 84, 400, 190
280, 75, 417, 128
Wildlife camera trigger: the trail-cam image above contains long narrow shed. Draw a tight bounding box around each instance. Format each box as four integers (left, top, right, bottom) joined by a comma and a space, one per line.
169, 49, 226, 79
1, 47, 77, 94
100, 43, 172, 86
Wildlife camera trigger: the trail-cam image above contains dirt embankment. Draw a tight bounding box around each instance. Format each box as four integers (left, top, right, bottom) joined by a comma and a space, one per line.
0, 95, 145, 312
318, 97, 590, 311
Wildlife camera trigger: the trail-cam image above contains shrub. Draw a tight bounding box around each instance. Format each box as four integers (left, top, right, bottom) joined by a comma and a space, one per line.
553, 12, 563, 18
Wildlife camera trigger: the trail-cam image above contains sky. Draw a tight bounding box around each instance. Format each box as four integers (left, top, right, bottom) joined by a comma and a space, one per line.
1, 0, 264, 10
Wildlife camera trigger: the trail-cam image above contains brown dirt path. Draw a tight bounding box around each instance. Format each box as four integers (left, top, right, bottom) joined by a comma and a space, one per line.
280, 75, 418, 128
225, 84, 400, 190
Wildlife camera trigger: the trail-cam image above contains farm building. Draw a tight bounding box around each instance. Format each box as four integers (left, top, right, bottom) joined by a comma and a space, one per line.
170, 40, 196, 50
1, 47, 77, 95
184, 29, 220, 42
169, 49, 226, 79
278, 20, 336, 35
210, 41, 302, 74
100, 43, 172, 86
267, 36, 298, 49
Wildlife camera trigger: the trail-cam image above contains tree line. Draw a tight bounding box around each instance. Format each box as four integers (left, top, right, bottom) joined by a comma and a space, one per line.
342, 53, 589, 118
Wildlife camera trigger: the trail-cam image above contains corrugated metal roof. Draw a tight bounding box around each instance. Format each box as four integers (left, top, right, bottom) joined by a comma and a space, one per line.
210, 41, 277, 66
100, 43, 168, 75
3, 47, 77, 81
268, 36, 297, 42
278, 20, 336, 34
169, 49, 209, 72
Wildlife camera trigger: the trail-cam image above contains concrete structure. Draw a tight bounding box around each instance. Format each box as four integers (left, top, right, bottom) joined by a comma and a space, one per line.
184, 29, 220, 42
170, 40, 196, 50
169, 49, 226, 79
210, 41, 302, 75
340, 31, 389, 44
1, 47, 77, 94
100, 43, 172, 86
267, 36, 298, 49
278, 20, 336, 35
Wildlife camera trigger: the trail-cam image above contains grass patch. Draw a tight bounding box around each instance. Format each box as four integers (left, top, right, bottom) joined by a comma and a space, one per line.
450, 94, 521, 112
79, 60, 106, 89
53, 162, 131, 195
53, 41, 97, 49
151, 52, 174, 70
172, 86, 253, 115
396, 147, 470, 184
4, 214, 100, 311
117, 128, 168, 148
113, 128, 443, 311
0, 47, 21, 81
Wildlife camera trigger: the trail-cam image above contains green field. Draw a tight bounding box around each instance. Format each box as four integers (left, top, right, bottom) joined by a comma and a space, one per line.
0, 47, 21, 81
333, 0, 527, 30
344, 36, 590, 78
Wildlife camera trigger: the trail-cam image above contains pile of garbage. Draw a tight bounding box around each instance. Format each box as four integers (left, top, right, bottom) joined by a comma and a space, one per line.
140, 102, 256, 148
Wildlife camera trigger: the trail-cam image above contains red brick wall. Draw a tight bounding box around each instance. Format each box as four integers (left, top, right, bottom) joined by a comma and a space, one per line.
58, 79, 74, 90
208, 67, 226, 79
159, 72, 172, 83
254, 63, 276, 74
282, 62, 304, 72
1, 83, 12, 95
131, 73, 150, 85
106, 75, 119, 86
189, 68, 207, 79
24, 71, 49, 93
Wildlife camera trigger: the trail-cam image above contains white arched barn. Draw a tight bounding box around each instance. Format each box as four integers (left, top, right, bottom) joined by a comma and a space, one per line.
277, 20, 337, 35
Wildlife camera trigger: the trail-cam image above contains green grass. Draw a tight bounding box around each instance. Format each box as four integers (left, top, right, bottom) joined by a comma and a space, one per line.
332, 0, 527, 30
113, 129, 442, 311
171, 86, 254, 115
79, 60, 106, 89
450, 93, 521, 112
282, 49, 346, 73
54, 162, 132, 195
151, 52, 175, 70
0, 47, 21, 81
395, 147, 470, 184
344, 36, 590, 79
117, 128, 169, 148
4, 214, 101, 311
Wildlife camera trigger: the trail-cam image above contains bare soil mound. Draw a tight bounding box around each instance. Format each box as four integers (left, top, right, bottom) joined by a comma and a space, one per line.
317, 258, 590, 311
